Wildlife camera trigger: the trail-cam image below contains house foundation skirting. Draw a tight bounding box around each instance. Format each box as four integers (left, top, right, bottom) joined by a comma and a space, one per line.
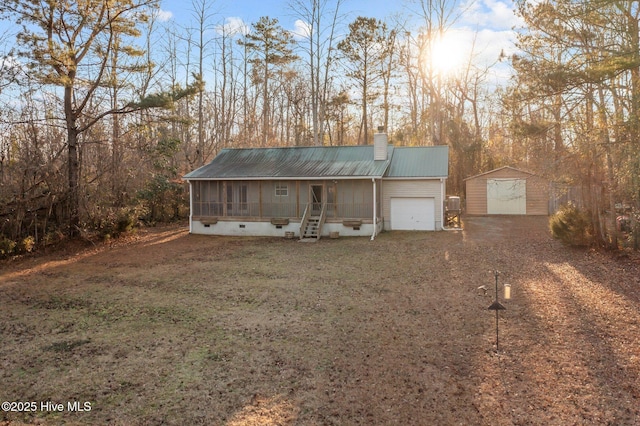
190, 218, 381, 238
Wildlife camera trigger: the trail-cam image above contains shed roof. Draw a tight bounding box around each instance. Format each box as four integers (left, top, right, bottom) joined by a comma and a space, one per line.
385, 146, 449, 178
183, 144, 449, 180
183, 145, 394, 180
463, 166, 540, 181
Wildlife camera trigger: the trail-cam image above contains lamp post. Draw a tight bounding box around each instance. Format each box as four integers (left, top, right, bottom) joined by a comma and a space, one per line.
487, 270, 509, 351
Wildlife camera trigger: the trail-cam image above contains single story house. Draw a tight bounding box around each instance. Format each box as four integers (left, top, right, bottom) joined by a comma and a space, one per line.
464, 166, 549, 215
183, 134, 449, 239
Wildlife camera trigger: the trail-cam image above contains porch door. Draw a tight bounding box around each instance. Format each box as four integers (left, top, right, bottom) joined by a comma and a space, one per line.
226, 183, 248, 216
310, 184, 323, 215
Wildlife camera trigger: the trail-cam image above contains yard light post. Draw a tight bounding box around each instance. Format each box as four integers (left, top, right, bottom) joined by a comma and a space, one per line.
487, 270, 507, 352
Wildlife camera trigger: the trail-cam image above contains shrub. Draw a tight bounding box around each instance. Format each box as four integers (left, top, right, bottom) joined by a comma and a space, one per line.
0, 236, 16, 257
549, 204, 593, 246
44, 229, 65, 247
91, 206, 143, 240
115, 208, 138, 235
137, 175, 186, 223
20, 236, 36, 253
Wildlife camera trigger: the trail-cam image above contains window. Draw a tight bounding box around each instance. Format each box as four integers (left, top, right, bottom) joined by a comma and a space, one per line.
275, 183, 289, 197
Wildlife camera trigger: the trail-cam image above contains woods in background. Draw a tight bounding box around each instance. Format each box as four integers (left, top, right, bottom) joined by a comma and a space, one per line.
0, 0, 639, 255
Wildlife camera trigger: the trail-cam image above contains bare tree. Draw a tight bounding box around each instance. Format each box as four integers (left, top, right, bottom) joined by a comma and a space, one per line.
414, 0, 464, 145
190, 0, 217, 165
290, 0, 345, 146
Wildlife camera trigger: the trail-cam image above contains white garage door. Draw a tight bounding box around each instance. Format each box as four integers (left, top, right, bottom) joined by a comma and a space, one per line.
487, 179, 526, 215
390, 197, 435, 230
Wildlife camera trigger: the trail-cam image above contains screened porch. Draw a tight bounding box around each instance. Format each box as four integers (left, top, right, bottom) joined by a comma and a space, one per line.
190, 179, 380, 221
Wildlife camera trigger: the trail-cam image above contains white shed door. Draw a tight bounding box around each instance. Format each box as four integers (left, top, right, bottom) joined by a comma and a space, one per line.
487, 179, 526, 215
390, 197, 435, 230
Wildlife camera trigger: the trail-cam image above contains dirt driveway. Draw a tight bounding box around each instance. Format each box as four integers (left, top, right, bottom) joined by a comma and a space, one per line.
1, 216, 639, 425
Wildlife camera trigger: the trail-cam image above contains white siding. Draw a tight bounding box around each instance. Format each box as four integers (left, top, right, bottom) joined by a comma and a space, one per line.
382, 180, 444, 231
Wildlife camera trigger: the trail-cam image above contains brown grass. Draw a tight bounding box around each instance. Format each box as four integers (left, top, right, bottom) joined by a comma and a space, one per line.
1, 216, 639, 425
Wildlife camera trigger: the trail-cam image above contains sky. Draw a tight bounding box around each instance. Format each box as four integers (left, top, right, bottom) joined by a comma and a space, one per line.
0, 0, 522, 88
160, 0, 406, 28
158, 0, 522, 84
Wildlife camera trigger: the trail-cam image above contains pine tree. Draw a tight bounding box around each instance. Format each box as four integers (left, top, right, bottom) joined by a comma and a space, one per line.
0, 0, 200, 236
239, 16, 299, 147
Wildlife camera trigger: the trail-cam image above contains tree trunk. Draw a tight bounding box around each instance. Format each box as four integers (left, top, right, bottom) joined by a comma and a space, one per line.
361, 77, 368, 145
65, 84, 80, 236
596, 86, 617, 249
263, 55, 269, 147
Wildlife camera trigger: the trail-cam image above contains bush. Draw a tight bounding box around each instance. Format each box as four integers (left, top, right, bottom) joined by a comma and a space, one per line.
137, 175, 187, 223
90, 206, 143, 240
549, 204, 593, 246
44, 229, 65, 247
114, 208, 138, 235
0, 235, 36, 259
0, 236, 16, 257
20, 236, 36, 253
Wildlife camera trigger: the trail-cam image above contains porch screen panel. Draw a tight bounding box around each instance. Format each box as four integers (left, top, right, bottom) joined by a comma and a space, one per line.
336, 180, 372, 218
326, 183, 337, 218
263, 181, 297, 218
192, 181, 201, 216
193, 181, 222, 217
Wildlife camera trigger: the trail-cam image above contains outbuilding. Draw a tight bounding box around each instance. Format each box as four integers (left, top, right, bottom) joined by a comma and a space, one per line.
183, 133, 449, 239
464, 166, 549, 215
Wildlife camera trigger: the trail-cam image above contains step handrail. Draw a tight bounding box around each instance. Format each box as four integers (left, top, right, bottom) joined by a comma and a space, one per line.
299, 203, 311, 239
316, 203, 327, 240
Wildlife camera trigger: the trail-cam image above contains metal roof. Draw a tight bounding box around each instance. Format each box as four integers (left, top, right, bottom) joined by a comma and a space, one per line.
183, 144, 449, 180
463, 166, 538, 181
183, 145, 394, 180
385, 146, 449, 178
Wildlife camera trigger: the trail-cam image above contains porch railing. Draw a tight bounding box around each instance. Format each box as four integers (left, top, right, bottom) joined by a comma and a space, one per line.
324, 203, 373, 219
192, 201, 373, 219
317, 203, 328, 237
300, 203, 311, 235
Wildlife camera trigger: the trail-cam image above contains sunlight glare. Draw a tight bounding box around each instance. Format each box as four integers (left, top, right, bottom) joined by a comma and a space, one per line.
427, 31, 468, 78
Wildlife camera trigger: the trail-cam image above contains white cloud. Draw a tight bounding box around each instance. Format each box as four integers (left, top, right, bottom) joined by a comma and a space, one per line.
476, 28, 517, 61
155, 9, 173, 23
433, 27, 515, 69
432, 0, 521, 84
216, 17, 250, 36
485, 0, 521, 28
292, 19, 311, 40
460, 0, 523, 30
465, 28, 517, 84
419, 25, 515, 85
